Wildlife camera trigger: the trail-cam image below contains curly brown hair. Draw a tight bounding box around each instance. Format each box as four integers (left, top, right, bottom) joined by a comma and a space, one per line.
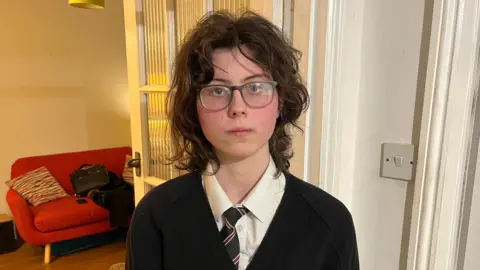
166, 10, 309, 176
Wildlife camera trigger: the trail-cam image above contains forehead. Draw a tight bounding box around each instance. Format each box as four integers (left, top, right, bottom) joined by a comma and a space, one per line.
211, 47, 266, 79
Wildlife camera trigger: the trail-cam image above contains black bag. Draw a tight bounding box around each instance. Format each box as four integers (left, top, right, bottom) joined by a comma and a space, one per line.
70, 164, 110, 197
0, 218, 23, 254
89, 182, 134, 228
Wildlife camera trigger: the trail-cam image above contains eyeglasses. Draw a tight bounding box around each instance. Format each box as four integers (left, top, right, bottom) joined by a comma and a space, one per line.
198, 81, 277, 111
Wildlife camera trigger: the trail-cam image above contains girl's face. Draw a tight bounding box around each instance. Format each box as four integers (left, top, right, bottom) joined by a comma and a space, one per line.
196, 48, 280, 162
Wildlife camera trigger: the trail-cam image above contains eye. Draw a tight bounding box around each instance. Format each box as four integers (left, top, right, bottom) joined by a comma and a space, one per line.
213, 87, 225, 95
245, 83, 267, 94
205, 86, 229, 96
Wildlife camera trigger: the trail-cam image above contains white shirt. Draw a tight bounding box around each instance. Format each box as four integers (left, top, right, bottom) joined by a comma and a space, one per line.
202, 157, 286, 270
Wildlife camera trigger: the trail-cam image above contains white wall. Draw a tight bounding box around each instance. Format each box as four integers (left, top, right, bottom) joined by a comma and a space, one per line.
0, 1, 131, 215
345, 0, 427, 269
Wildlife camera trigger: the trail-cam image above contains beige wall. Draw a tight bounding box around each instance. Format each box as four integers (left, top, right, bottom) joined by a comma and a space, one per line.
0, 1, 131, 215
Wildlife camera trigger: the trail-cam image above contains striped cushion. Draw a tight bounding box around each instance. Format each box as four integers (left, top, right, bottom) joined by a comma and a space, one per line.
5, 166, 69, 206
123, 155, 134, 185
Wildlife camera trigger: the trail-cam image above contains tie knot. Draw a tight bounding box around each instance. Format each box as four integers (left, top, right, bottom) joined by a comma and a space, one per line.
223, 206, 249, 226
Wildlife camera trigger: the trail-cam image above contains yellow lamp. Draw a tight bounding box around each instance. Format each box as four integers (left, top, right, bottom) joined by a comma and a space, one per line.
69, 0, 105, 9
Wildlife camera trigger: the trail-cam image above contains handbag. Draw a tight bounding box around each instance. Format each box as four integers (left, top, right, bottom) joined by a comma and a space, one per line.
70, 164, 110, 197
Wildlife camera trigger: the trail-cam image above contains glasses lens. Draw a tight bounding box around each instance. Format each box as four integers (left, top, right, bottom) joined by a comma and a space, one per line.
200, 86, 231, 110
242, 82, 275, 107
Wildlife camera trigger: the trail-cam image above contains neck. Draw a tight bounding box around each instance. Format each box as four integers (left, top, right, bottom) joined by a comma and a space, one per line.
214, 144, 270, 204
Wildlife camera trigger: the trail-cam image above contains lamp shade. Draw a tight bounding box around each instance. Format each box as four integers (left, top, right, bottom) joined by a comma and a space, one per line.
69, 0, 105, 9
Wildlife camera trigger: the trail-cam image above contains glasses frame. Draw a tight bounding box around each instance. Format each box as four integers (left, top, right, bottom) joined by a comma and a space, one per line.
197, 80, 278, 111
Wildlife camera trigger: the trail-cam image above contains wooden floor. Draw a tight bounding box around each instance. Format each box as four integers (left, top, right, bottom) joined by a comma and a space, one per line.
0, 241, 126, 270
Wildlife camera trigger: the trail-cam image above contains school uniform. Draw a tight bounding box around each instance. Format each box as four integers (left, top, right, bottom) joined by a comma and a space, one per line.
202, 158, 286, 269
126, 159, 360, 270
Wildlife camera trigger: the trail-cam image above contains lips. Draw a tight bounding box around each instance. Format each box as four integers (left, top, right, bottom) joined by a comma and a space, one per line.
227, 128, 253, 136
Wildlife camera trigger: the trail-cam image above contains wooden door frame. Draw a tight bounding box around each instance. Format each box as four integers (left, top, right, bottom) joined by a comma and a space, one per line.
124, 0, 147, 205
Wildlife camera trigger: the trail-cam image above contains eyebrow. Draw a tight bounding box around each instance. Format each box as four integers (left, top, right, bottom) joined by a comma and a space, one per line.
211, 73, 270, 84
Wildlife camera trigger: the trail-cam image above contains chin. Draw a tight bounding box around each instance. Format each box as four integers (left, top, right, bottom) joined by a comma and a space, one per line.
216, 142, 267, 161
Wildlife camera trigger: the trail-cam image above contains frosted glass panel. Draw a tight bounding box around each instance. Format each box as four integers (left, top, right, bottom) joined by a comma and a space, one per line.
143, 0, 169, 85
144, 91, 175, 180
138, 0, 255, 183
175, 0, 205, 47
214, 0, 249, 11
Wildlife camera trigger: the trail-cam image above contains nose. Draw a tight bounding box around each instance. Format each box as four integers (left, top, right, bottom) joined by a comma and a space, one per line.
228, 90, 247, 118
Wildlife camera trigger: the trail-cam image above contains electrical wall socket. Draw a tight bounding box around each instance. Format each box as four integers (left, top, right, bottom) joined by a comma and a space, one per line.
381, 143, 415, 181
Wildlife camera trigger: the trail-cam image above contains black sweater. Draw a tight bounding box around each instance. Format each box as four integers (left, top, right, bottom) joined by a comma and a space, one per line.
126, 172, 359, 270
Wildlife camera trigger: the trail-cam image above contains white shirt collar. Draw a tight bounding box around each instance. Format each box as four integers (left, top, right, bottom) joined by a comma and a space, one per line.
203, 156, 285, 223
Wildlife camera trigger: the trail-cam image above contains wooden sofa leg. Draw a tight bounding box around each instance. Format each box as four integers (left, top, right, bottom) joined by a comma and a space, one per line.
44, 244, 51, 264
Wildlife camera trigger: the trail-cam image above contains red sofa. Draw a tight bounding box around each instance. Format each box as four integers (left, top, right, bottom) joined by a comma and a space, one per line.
6, 146, 132, 264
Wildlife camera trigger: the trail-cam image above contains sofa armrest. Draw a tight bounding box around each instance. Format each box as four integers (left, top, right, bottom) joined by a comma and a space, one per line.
6, 189, 39, 244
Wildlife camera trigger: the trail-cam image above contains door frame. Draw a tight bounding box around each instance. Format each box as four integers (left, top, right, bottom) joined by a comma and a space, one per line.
124, 0, 148, 205
317, 0, 480, 269
406, 0, 480, 269
310, 0, 365, 209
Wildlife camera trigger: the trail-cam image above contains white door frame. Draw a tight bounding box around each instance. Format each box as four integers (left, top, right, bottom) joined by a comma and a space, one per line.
316, 0, 480, 269
306, 0, 365, 209
406, 0, 480, 269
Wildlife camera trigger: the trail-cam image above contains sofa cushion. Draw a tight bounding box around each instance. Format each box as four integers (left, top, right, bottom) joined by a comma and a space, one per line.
5, 166, 69, 206
30, 196, 109, 233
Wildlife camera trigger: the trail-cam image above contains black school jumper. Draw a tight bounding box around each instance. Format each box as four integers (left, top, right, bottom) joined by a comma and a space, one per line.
126, 172, 360, 270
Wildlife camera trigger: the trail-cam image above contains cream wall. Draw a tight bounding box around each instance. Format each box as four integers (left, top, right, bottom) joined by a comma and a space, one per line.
0, 1, 131, 215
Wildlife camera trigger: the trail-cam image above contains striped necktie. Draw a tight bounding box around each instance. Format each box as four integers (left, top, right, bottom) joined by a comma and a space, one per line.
220, 206, 249, 268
